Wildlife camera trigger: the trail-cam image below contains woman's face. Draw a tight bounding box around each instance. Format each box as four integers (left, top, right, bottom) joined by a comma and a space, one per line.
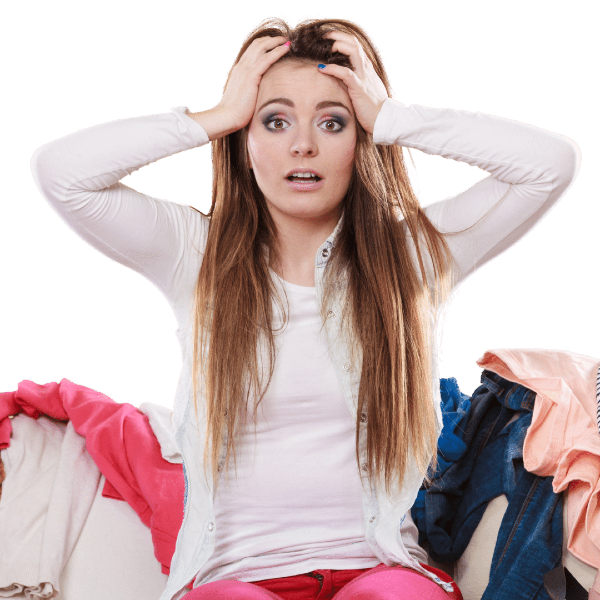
247, 60, 357, 227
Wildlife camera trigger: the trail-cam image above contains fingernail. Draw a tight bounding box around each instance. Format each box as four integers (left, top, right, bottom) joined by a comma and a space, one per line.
284, 41, 291, 47
318, 64, 326, 69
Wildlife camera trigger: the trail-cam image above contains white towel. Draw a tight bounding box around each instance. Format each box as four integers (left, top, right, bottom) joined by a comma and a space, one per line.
0, 415, 101, 599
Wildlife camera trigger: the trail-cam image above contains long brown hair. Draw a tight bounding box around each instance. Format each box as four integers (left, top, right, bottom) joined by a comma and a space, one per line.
191, 17, 454, 497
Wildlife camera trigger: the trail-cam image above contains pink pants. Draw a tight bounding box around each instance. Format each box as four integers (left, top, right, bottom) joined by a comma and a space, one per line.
181, 562, 462, 600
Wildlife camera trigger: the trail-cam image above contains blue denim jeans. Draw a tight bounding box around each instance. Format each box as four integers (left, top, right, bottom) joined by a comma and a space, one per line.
413, 378, 472, 534
421, 370, 563, 600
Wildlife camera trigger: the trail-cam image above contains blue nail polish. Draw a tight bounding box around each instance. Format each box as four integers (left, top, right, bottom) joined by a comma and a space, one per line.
318, 64, 326, 69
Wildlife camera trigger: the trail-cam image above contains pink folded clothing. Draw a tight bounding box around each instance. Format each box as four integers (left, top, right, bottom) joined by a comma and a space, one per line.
477, 349, 600, 590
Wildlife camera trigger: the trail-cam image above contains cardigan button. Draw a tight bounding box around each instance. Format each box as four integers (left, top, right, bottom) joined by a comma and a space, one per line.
343, 363, 351, 371
360, 413, 367, 422
208, 522, 214, 532
369, 516, 376, 523
362, 463, 368, 472
322, 248, 330, 258
327, 310, 336, 319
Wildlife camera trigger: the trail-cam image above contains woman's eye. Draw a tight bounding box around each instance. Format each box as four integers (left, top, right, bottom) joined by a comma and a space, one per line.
265, 118, 289, 131
320, 119, 343, 132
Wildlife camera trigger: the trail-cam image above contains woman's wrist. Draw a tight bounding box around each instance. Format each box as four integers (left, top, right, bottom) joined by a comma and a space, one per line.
186, 107, 242, 141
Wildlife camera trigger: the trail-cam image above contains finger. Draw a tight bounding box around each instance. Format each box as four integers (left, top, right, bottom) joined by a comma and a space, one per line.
319, 64, 358, 92
254, 35, 290, 53
322, 30, 356, 42
257, 41, 291, 70
259, 38, 289, 64
240, 36, 289, 73
322, 30, 361, 49
317, 63, 357, 83
243, 35, 289, 63
328, 40, 364, 72
265, 43, 290, 64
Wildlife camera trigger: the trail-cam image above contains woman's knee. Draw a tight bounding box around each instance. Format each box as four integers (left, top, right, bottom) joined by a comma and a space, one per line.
181, 579, 283, 600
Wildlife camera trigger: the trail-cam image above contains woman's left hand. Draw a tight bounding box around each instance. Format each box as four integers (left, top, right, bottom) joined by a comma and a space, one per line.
318, 30, 389, 135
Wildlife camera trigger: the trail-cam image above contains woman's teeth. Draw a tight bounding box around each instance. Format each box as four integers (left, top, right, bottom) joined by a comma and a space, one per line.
288, 173, 321, 182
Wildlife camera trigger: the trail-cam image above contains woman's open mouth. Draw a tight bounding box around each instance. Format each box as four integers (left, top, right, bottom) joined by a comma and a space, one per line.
285, 174, 324, 191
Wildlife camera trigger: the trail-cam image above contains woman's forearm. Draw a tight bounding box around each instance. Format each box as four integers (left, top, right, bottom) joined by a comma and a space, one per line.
185, 106, 242, 141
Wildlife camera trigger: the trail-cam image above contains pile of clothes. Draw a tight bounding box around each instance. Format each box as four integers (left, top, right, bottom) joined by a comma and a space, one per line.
1, 348, 599, 600
414, 349, 600, 600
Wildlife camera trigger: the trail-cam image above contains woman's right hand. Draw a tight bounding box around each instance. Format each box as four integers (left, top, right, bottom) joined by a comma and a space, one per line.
218, 35, 291, 129
188, 36, 290, 141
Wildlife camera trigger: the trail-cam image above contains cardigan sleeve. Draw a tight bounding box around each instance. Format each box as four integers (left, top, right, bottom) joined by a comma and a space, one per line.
29, 107, 211, 308
372, 98, 582, 288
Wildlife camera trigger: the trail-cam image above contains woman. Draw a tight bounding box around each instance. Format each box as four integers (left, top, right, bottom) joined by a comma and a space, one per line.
30, 17, 580, 600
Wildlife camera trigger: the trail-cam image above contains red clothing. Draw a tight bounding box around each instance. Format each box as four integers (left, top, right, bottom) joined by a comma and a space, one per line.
0, 379, 184, 576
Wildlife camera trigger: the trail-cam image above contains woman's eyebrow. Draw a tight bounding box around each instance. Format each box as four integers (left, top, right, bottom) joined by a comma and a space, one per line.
257, 97, 352, 114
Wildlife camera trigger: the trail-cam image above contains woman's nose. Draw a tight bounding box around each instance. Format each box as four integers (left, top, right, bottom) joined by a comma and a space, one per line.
290, 126, 318, 157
